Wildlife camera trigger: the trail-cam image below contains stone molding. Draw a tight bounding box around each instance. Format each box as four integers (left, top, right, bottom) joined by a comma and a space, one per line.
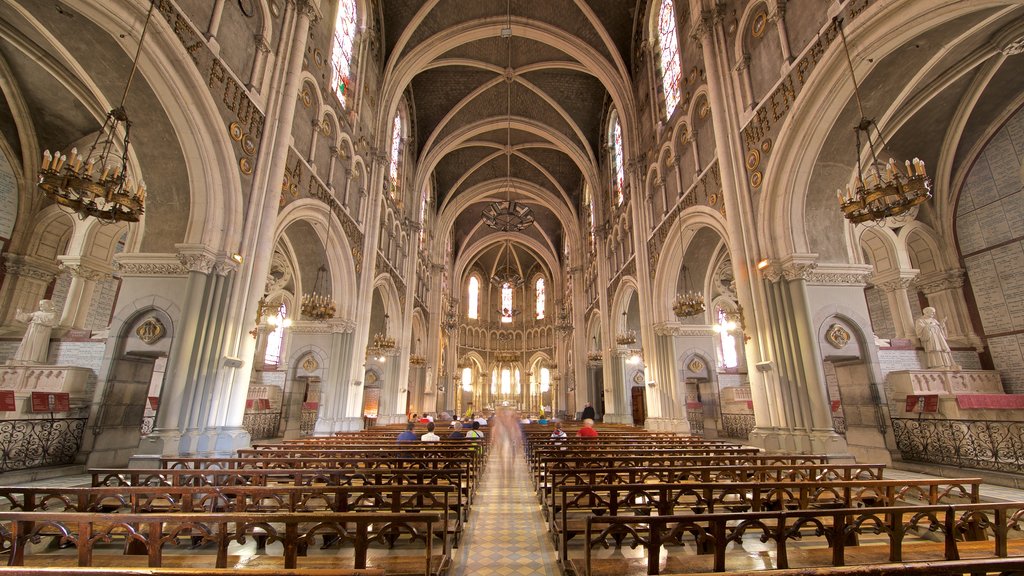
289, 318, 356, 334
112, 254, 188, 277
805, 264, 874, 287
653, 322, 714, 337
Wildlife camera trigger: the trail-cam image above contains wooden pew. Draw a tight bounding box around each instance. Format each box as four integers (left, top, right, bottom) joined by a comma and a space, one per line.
539, 463, 884, 514
0, 484, 464, 547
0, 510, 449, 576
552, 478, 983, 565
0, 565, 385, 569
570, 502, 1024, 576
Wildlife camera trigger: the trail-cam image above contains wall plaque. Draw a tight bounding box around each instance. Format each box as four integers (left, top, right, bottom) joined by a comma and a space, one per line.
136, 317, 166, 345
826, 323, 851, 349
30, 392, 69, 413
0, 390, 15, 412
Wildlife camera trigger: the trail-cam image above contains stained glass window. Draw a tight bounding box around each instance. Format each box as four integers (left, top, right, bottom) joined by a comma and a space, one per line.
331, 0, 357, 105
389, 112, 402, 196
535, 278, 545, 320
462, 367, 473, 391
467, 276, 479, 319
657, 0, 682, 118
716, 306, 738, 369
501, 282, 513, 323
264, 303, 287, 366
612, 115, 625, 206
540, 367, 550, 393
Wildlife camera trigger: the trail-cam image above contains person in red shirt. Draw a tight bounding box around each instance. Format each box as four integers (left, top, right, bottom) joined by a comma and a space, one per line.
577, 418, 598, 438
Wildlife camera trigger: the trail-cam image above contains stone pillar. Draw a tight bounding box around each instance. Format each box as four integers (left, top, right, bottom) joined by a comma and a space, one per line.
313, 323, 360, 433
0, 254, 59, 325
780, 257, 848, 455
211, 0, 319, 454
874, 270, 919, 340
915, 269, 980, 348
56, 257, 112, 329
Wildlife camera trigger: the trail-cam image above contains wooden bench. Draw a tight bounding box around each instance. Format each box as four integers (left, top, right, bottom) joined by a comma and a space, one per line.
0, 510, 449, 576
0, 483, 464, 547
540, 463, 886, 517
568, 502, 1024, 576
678, 557, 1024, 575
552, 478, 983, 565
0, 565, 382, 569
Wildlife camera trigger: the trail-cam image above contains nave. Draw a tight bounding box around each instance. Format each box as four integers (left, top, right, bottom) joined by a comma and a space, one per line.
7, 422, 1024, 576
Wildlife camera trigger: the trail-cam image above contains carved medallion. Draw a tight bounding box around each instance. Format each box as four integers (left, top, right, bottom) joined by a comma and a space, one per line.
826, 323, 851, 349
136, 317, 166, 345
761, 138, 772, 153
229, 122, 243, 141
632, 370, 646, 385
239, 157, 254, 175
302, 354, 319, 373
752, 12, 768, 38
709, 192, 718, 207
745, 149, 761, 171
688, 358, 705, 373
750, 171, 763, 188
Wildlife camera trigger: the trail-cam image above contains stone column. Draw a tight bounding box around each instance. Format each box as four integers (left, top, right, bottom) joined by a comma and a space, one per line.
780, 257, 848, 455
0, 254, 59, 325
56, 257, 113, 329
874, 270, 919, 340
312, 320, 359, 433
211, 0, 319, 452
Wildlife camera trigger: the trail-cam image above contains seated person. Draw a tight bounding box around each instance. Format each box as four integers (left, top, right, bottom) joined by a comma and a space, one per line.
409, 413, 419, 422
474, 415, 488, 427
449, 421, 466, 440
421, 422, 440, 441
465, 420, 485, 439
550, 422, 567, 438
397, 422, 418, 442
577, 418, 598, 438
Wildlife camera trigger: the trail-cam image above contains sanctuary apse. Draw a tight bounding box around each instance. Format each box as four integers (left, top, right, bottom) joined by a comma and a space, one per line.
0, 0, 1022, 480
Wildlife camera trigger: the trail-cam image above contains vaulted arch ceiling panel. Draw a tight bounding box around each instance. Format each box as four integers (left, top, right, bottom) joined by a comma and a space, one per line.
584, 0, 635, 69
409, 67, 499, 152
519, 146, 583, 205
0, 90, 19, 161
953, 52, 1024, 170
428, 82, 583, 158
452, 153, 553, 199
398, 0, 612, 64
433, 145, 500, 205
519, 69, 607, 155
381, 0, 423, 61
438, 36, 576, 69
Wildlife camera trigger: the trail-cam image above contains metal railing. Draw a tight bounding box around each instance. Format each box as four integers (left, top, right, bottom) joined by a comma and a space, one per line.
0, 418, 88, 472
892, 418, 1024, 474
686, 408, 705, 436
720, 413, 755, 440
300, 409, 318, 436
242, 411, 281, 440
833, 415, 847, 435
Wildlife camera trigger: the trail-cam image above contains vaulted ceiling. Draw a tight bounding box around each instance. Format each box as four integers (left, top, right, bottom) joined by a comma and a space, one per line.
381, 0, 642, 281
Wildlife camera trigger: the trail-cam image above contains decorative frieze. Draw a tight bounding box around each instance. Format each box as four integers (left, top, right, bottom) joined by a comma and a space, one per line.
289, 317, 356, 334
653, 322, 715, 337
915, 269, 965, 294
113, 254, 188, 277
3, 254, 58, 283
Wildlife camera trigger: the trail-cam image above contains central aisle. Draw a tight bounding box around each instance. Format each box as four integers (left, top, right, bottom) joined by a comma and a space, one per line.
454, 441, 559, 576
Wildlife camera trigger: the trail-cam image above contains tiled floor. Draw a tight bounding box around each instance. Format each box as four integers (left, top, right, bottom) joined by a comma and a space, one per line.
454, 443, 559, 576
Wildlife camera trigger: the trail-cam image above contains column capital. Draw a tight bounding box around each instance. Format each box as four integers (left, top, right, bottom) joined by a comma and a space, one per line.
2, 253, 59, 282
872, 269, 919, 292
780, 254, 818, 282
175, 244, 221, 275
915, 269, 965, 293
57, 256, 113, 281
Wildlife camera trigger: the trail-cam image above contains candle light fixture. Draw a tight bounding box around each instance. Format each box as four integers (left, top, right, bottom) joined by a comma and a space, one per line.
833, 17, 931, 224
37, 0, 157, 223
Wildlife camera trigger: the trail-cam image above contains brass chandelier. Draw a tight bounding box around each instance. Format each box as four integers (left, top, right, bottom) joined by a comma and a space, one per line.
301, 203, 337, 321
673, 265, 705, 318
372, 314, 396, 350
482, 1, 534, 233
615, 311, 637, 346
834, 17, 931, 224
38, 0, 157, 223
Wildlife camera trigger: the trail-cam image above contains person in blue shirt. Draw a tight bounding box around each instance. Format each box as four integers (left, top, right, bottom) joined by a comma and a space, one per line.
397, 422, 417, 442
449, 421, 466, 439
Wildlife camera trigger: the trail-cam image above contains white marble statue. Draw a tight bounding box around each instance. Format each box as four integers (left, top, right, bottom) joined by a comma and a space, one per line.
914, 307, 960, 370
11, 299, 58, 365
